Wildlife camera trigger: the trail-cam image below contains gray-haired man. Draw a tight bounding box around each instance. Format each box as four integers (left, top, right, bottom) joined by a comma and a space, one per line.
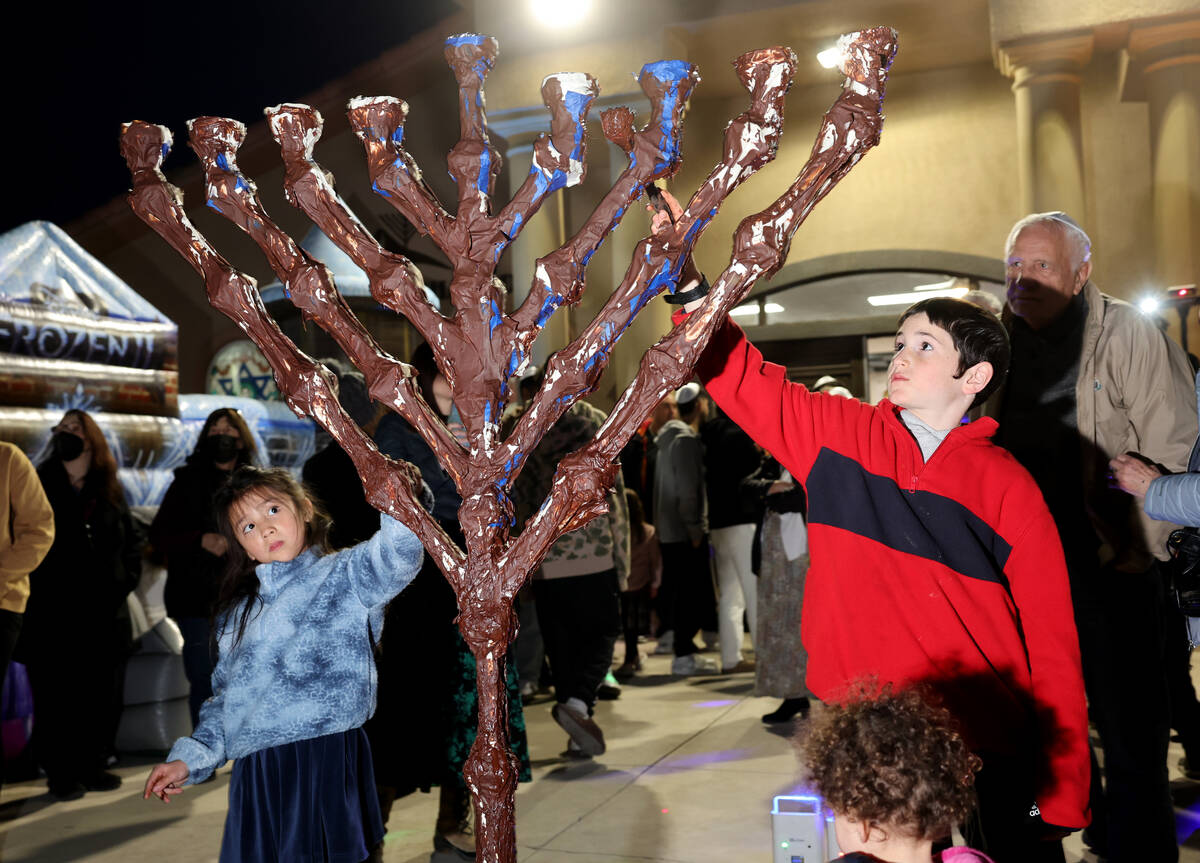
992, 211, 1197, 863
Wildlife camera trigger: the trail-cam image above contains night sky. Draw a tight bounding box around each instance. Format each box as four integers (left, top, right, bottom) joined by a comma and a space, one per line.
2, 0, 460, 234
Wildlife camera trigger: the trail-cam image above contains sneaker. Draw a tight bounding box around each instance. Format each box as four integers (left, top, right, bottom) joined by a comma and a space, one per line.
671, 654, 720, 676
652, 631, 674, 654
433, 830, 477, 860
519, 680, 537, 703
551, 702, 606, 756
562, 738, 593, 760
613, 660, 641, 680
722, 658, 756, 674
82, 771, 122, 792
597, 670, 621, 701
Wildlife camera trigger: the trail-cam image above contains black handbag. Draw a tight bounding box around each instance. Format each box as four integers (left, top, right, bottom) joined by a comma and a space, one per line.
1166, 527, 1200, 616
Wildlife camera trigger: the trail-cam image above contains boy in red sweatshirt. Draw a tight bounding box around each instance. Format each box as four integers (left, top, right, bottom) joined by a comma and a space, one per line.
654, 196, 1088, 863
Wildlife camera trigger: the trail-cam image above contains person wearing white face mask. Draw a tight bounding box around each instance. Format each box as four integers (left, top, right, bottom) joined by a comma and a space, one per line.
150, 408, 259, 729
17, 410, 142, 800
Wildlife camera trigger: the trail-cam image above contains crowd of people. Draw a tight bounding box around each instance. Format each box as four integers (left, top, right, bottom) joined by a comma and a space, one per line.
1, 203, 1199, 863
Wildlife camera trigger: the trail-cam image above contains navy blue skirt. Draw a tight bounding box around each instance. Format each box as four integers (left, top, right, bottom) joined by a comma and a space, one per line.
221, 727, 384, 863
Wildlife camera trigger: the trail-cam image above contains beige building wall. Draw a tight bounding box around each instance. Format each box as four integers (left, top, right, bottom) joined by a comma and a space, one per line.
64, 1, 1200, 401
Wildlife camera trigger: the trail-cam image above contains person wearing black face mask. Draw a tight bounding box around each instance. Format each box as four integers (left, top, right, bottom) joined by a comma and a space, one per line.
202, 433, 240, 465
149, 408, 258, 728
50, 429, 85, 462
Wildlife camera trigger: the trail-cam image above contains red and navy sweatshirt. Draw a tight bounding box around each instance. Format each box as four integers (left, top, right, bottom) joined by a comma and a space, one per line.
689, 315, 1090, 829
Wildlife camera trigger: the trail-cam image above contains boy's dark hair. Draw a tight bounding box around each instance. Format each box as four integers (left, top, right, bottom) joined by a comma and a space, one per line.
212, 466, 332, 649
898, 297, 1010, 408
798, 683, 981, 841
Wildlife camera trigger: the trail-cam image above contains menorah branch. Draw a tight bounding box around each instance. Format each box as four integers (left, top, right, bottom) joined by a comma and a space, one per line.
185, 117, 471, 486
121, 121, 466, 577
445, 34, 502, 217
266, 103, 450, 347
490, 72, 598, 262
349, 96, 457, 250
510, 59, 699, 339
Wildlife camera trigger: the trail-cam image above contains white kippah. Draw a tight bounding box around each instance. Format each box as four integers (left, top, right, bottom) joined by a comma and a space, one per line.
676, 382, 701, 406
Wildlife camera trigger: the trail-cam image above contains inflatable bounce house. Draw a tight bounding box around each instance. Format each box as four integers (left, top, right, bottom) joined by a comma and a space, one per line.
0, 221, 316, 760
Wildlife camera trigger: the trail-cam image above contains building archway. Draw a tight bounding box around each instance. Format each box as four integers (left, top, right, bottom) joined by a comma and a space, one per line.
730, 250, 1005, 402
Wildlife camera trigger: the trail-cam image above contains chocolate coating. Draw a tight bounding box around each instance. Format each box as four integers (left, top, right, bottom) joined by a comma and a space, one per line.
120, 28, 896, 863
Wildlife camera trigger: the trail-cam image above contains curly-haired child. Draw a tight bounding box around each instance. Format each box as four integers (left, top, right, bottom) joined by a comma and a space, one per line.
799, 685, 994, 863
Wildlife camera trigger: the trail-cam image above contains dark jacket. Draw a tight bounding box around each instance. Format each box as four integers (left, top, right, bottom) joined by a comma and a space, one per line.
702, 412, 762, 529
150, 461, 231, 619
302, 442, 381, 550
740, 456, 807, 574
652, 420, 707, 545
374, 413, 461, 528
19, 460, 141, 660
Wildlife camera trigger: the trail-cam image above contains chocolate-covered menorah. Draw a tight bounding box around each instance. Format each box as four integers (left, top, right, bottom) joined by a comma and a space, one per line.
120, 28, 896, 862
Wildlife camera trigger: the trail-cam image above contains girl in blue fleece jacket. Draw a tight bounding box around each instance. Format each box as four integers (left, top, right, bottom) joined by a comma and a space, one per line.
143, 465, 425, 863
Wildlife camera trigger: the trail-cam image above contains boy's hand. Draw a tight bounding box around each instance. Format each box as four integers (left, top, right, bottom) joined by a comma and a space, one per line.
646, 186, 684, 235
1109, 451, 1164, 500
646, 188, 705, 309
143, 760, 190, 803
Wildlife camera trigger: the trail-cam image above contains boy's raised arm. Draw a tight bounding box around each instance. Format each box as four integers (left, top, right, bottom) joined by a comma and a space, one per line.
677, 309, 830, 483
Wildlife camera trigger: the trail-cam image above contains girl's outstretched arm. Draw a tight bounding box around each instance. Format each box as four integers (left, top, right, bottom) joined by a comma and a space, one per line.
164, 627, 231, 784
343, 461, 427, 608
346, 513, 426, 609
143, 760, 189, 803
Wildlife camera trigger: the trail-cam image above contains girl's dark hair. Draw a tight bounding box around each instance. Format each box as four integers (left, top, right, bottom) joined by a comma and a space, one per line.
797, 682, 981, 841
189, 408, 259, 467
625, 488, 647, 545
51, 410, 126, 509
211, 466, 332, 648
897, 297, 1010, 408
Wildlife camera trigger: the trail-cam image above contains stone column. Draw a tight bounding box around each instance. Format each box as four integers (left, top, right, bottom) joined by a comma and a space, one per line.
997, 34, 1094, 218
1126, 19, 1200, 291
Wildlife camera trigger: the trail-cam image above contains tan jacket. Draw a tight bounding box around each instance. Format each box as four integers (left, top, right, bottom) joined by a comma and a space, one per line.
1077, 283, 1197, 568
993, 282, 1197, 570
0, 442, 54, 613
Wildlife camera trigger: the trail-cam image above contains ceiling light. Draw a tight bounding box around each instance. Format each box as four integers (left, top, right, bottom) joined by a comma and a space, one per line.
816, 46, 842, 69
730, 302, 784, 317
866, 287, 969, 307
912, 278, 956, 293
1139, 297, 1161, 314
529, 0, 592, 28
